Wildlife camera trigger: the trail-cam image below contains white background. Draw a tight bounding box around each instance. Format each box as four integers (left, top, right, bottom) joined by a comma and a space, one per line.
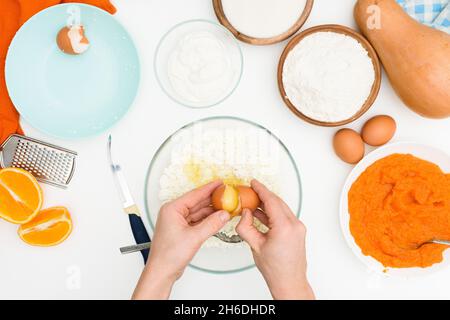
1, 0, 449, 300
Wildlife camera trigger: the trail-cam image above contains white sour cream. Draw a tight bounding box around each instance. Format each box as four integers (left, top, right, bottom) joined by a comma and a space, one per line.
168, 31, 237, 106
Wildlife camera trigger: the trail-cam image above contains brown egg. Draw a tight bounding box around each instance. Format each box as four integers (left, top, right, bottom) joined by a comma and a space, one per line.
236, 186, 261, 212
333, 129, 365, 164
362, 115, 397, 146
212, 185, 239, 214
212, 184, 260, 218
57, 25, 90, 55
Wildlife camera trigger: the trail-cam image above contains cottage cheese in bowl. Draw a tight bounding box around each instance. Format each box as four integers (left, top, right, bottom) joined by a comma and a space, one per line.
145, 117, 301, 273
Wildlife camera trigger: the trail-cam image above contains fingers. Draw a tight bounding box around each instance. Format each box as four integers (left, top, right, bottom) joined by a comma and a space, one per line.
176, 180, 222, 210
187, 206, 215, 224
251, 179, 278, 204
190, 198, 212, 214
251, 180, 285, 219
251, 179, 296, 222
192, 210, 230, 241
236, 209, 265, 251
253, 209, 269, 226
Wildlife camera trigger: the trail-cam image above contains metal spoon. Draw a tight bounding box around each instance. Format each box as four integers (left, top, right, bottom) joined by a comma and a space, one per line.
120, 232, 243, 255
413, 239, 450, 249
120, 242, 152, 255
214, 232, 243, 244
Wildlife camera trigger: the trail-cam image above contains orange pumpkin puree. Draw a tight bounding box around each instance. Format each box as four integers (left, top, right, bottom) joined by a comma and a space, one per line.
349, 154, 450, 268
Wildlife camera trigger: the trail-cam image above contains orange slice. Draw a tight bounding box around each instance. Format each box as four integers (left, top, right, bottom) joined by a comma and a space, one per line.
18, 206, 72, 247
0, 168, 43, 224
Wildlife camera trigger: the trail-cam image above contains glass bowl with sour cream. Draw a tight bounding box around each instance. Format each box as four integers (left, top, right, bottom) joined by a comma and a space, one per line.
154, 20, 243, 109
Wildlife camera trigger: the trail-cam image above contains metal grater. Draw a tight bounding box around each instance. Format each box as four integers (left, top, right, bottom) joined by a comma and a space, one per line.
0, 134, 77, 188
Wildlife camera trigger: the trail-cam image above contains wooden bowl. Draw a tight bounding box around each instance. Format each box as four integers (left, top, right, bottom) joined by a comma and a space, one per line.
212, 0, 314, 45
277, 24, 382, 127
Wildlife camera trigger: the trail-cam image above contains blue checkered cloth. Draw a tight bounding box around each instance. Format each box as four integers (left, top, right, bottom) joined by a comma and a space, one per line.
396, 0, 450, 33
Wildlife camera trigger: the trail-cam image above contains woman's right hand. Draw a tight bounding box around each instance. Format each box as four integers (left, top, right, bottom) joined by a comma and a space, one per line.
236, 180, 315, 300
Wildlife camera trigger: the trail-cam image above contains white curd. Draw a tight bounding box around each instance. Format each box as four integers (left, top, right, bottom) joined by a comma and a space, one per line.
168, 31, 238, 107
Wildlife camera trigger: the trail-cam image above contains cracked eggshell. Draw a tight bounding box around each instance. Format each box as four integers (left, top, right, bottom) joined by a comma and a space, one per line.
57, 25, 90, 55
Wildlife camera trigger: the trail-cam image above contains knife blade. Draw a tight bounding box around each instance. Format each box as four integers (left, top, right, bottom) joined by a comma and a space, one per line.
108, 135, 151, 263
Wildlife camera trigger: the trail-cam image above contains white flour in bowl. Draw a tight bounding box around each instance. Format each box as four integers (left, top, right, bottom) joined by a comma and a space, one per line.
159, 126, 278, 248
282, 31, 375, 122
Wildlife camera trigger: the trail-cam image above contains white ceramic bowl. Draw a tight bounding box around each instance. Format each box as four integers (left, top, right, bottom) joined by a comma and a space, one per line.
339, 142, 450, 278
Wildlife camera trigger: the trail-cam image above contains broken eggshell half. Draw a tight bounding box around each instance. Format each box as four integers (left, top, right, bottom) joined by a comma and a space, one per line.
212, 184, 261, 218
57, 24, 90, 55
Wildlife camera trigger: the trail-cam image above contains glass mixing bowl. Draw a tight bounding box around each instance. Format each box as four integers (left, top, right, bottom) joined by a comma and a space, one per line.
144, 116, 302, 273
154, 20, 243, 109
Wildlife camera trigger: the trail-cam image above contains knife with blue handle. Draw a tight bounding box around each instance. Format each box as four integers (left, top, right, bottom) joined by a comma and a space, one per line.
108, 135, 151, 263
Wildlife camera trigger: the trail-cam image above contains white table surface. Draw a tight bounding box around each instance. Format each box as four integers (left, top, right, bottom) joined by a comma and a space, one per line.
1, 0, 449, 300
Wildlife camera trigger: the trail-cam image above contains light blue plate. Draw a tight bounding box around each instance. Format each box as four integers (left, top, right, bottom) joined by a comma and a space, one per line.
6, 4, 140, 139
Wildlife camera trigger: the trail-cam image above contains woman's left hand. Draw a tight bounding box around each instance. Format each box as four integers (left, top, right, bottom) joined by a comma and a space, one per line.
132, 180, 229, 300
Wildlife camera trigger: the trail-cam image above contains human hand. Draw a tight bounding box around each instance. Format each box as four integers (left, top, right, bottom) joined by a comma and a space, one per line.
236, 180, 314, 300
132, 180, 230, 300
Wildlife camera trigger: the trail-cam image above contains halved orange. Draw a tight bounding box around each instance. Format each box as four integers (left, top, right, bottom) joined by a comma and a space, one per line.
18, 206, 72, 247
0, 168, 43, 224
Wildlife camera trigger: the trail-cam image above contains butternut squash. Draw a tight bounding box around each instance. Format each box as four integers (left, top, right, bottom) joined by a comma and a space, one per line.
354, 0, 450, 119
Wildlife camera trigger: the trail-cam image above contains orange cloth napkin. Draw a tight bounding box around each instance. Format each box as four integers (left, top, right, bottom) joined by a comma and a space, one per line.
0, 0, 116, 143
